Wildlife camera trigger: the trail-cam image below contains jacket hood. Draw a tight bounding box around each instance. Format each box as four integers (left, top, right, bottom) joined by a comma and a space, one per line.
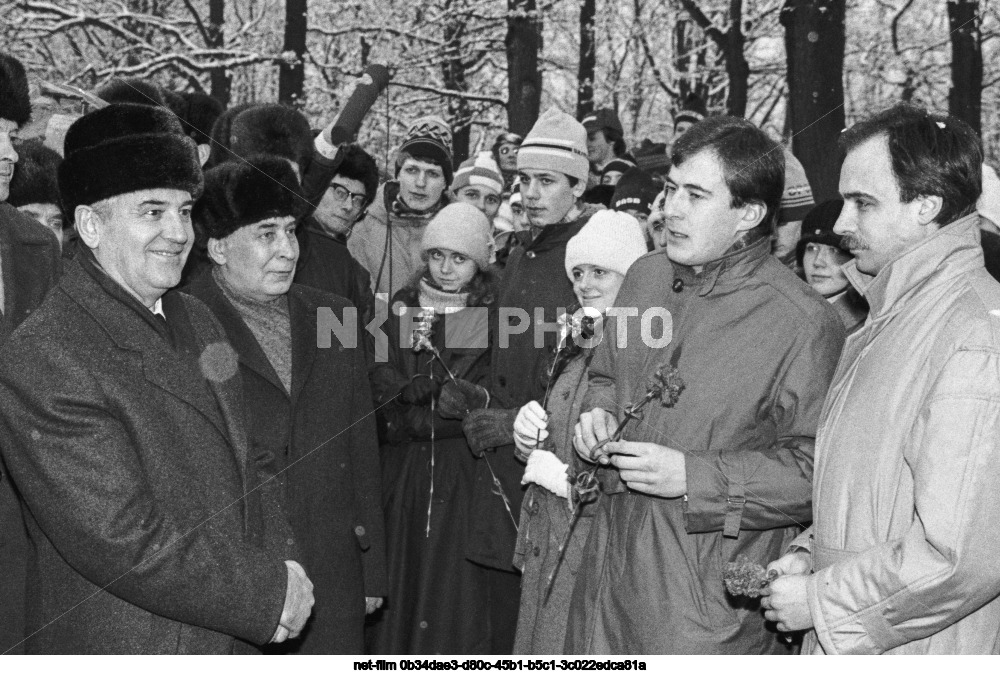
845, 213, 985, 318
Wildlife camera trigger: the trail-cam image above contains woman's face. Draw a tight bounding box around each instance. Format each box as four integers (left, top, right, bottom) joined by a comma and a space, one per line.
803, 242, 852, 297
496, 142, 519, 173
428, 247, 478, 292
572, 264, 626, 315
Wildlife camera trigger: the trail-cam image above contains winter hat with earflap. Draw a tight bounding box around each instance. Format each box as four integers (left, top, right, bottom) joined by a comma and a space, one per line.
565, 209, 647, 279
517, 107, 589, 183
58, 103, 203, 220
194, 154, 305, 242
396, 115, 454, 184
420, 202, 494, 270
451, 151, 504, 196
0, 52, 31, 126
779, 149, 815, 224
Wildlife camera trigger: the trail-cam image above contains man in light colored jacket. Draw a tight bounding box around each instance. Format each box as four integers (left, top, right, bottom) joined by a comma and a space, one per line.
763, 104, 1000, 654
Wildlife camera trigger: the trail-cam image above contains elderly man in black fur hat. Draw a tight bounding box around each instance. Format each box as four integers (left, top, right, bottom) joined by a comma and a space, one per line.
7, 138, 68, 252
0, 102, 314, 654
0, 51, 62, 656
186, 155, 387, 654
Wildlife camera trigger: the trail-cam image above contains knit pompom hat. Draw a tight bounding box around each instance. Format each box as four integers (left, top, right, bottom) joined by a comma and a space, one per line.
0, 53, 30, 126
779, 149, 815, 223
420, 202, 493, 270
58, 103, 203, 220
229, 104, 313, 173
8, 139, 61, 207
451, 151, 503, 195
396, 115, 454, 184
565, 210, 647, 279
194, 154, 305, 242
517, 107, 589, 183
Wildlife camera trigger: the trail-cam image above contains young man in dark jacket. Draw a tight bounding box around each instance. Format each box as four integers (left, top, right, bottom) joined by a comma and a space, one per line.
462, 107, 600, 654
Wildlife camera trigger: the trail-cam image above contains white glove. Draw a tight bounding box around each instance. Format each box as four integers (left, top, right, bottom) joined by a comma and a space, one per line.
513, 400, 548, 458
521, 449, 570, 499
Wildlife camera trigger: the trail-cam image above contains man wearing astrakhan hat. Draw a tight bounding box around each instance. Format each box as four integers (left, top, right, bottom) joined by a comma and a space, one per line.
0, 103, 314, 654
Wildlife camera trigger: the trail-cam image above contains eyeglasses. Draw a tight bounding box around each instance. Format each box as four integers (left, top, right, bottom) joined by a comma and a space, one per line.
328, 183, 367, 210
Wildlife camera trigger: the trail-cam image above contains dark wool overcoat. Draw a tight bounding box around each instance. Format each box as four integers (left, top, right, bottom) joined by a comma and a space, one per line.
0, 203, 61, 654
186, 272, 387, 654
0, 260, 290, 654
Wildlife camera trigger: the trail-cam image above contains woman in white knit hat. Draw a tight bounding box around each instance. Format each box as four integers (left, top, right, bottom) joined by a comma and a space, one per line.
510, 210, 647, 654
368, 202, 501, 654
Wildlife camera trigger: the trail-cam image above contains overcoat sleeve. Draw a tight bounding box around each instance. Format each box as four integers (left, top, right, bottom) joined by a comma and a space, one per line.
683, 314, 844, 537
0, 346, 288, 646
806, 349, 1000, 654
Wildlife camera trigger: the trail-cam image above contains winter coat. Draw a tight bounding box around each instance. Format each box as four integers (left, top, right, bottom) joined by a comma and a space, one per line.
0, 259, 289, 654
367, 285, 496, 654
797, 215, 1000, 655
185, 272, 387, 654
347, 182, 445, 300
565, 237, 845, 654
513, 349, 600, 654
0, 203, 61, 655
469, 204, 601, 573
828, 288, 868, 335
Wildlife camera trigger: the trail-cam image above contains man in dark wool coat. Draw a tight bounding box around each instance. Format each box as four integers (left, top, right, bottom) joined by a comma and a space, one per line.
0, 51, 63, 655
0, 102, 314, 654
186, 155, 387, 654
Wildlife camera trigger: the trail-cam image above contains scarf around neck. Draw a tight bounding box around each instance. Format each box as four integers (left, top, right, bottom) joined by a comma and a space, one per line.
418, 276, 469, 314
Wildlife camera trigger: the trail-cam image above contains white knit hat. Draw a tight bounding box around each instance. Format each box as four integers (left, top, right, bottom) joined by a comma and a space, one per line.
451, 151, 504, 195
565, 210, 647, 279
518, 107, 590, 182
421, 202, 494, 270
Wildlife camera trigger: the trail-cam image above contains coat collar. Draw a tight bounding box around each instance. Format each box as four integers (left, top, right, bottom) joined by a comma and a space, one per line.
60, 260, 234, 447
0, 203, 60, 325
186, 271, 318, 406
844, 213, 985, 318
671, 234, 771, 296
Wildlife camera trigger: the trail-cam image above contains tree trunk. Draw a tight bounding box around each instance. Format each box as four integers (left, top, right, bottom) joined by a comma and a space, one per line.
443, 6, 470, 163
723, 0, 748, 117
780, 0, 846, 202
279, 0, 307, 108
505, 0, 542, 135
576, 0, 596, 118
947, 0, 982, 134
207, 0, 230, 105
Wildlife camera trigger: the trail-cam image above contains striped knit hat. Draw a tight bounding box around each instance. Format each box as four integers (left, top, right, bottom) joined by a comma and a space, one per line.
779, 149, 815, 223
451, 151, 503, 195
397, 115, 454, 184
517, 107, 589, 182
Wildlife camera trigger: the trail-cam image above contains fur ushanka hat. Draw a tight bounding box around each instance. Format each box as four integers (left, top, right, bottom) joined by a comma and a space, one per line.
194, 154, 305, 241
0, 52, 31, 126
58, 103, 203, 219
7, 139, 61, 208
228, 104, 313, 173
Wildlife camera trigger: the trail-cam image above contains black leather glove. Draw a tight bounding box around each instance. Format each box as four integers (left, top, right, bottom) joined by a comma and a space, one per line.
462, 408, 518, 457
438, 379, 490, 420
400, 375, 440, 406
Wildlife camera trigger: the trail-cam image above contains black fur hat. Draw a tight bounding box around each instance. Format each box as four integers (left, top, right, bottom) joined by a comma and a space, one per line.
194, 154, 305, 242
207, 102, 256, 168
229, 104, 312, 173
0, 53, 31, 126
58, 103, 203, 220
7, 139, 61, 207
97, 78, 167, 108
181, 92, 225, 146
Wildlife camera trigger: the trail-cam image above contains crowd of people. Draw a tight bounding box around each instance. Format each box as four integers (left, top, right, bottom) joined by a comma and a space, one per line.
2, 48, 1000, 656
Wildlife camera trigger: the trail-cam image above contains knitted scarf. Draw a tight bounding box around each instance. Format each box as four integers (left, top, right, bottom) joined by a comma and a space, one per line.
418, 276, 469, 314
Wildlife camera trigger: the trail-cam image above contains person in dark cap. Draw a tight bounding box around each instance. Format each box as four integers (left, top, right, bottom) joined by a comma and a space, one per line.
0, 102, 315, 654
165, 91, 225, 167
611, 166, 661, 248
0, 50, 62, 657
7, 138, 66, 250
599, 157, 636, 187
206, 102, 256, 169
96, 77, 167, 108
581, 108, 628, 179
796, 199, 868, 334
632, 138, 670, 184
185, 156, 386, 654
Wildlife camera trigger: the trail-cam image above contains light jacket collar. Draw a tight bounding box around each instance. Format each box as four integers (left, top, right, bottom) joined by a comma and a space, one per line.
844, 213, 984, 318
